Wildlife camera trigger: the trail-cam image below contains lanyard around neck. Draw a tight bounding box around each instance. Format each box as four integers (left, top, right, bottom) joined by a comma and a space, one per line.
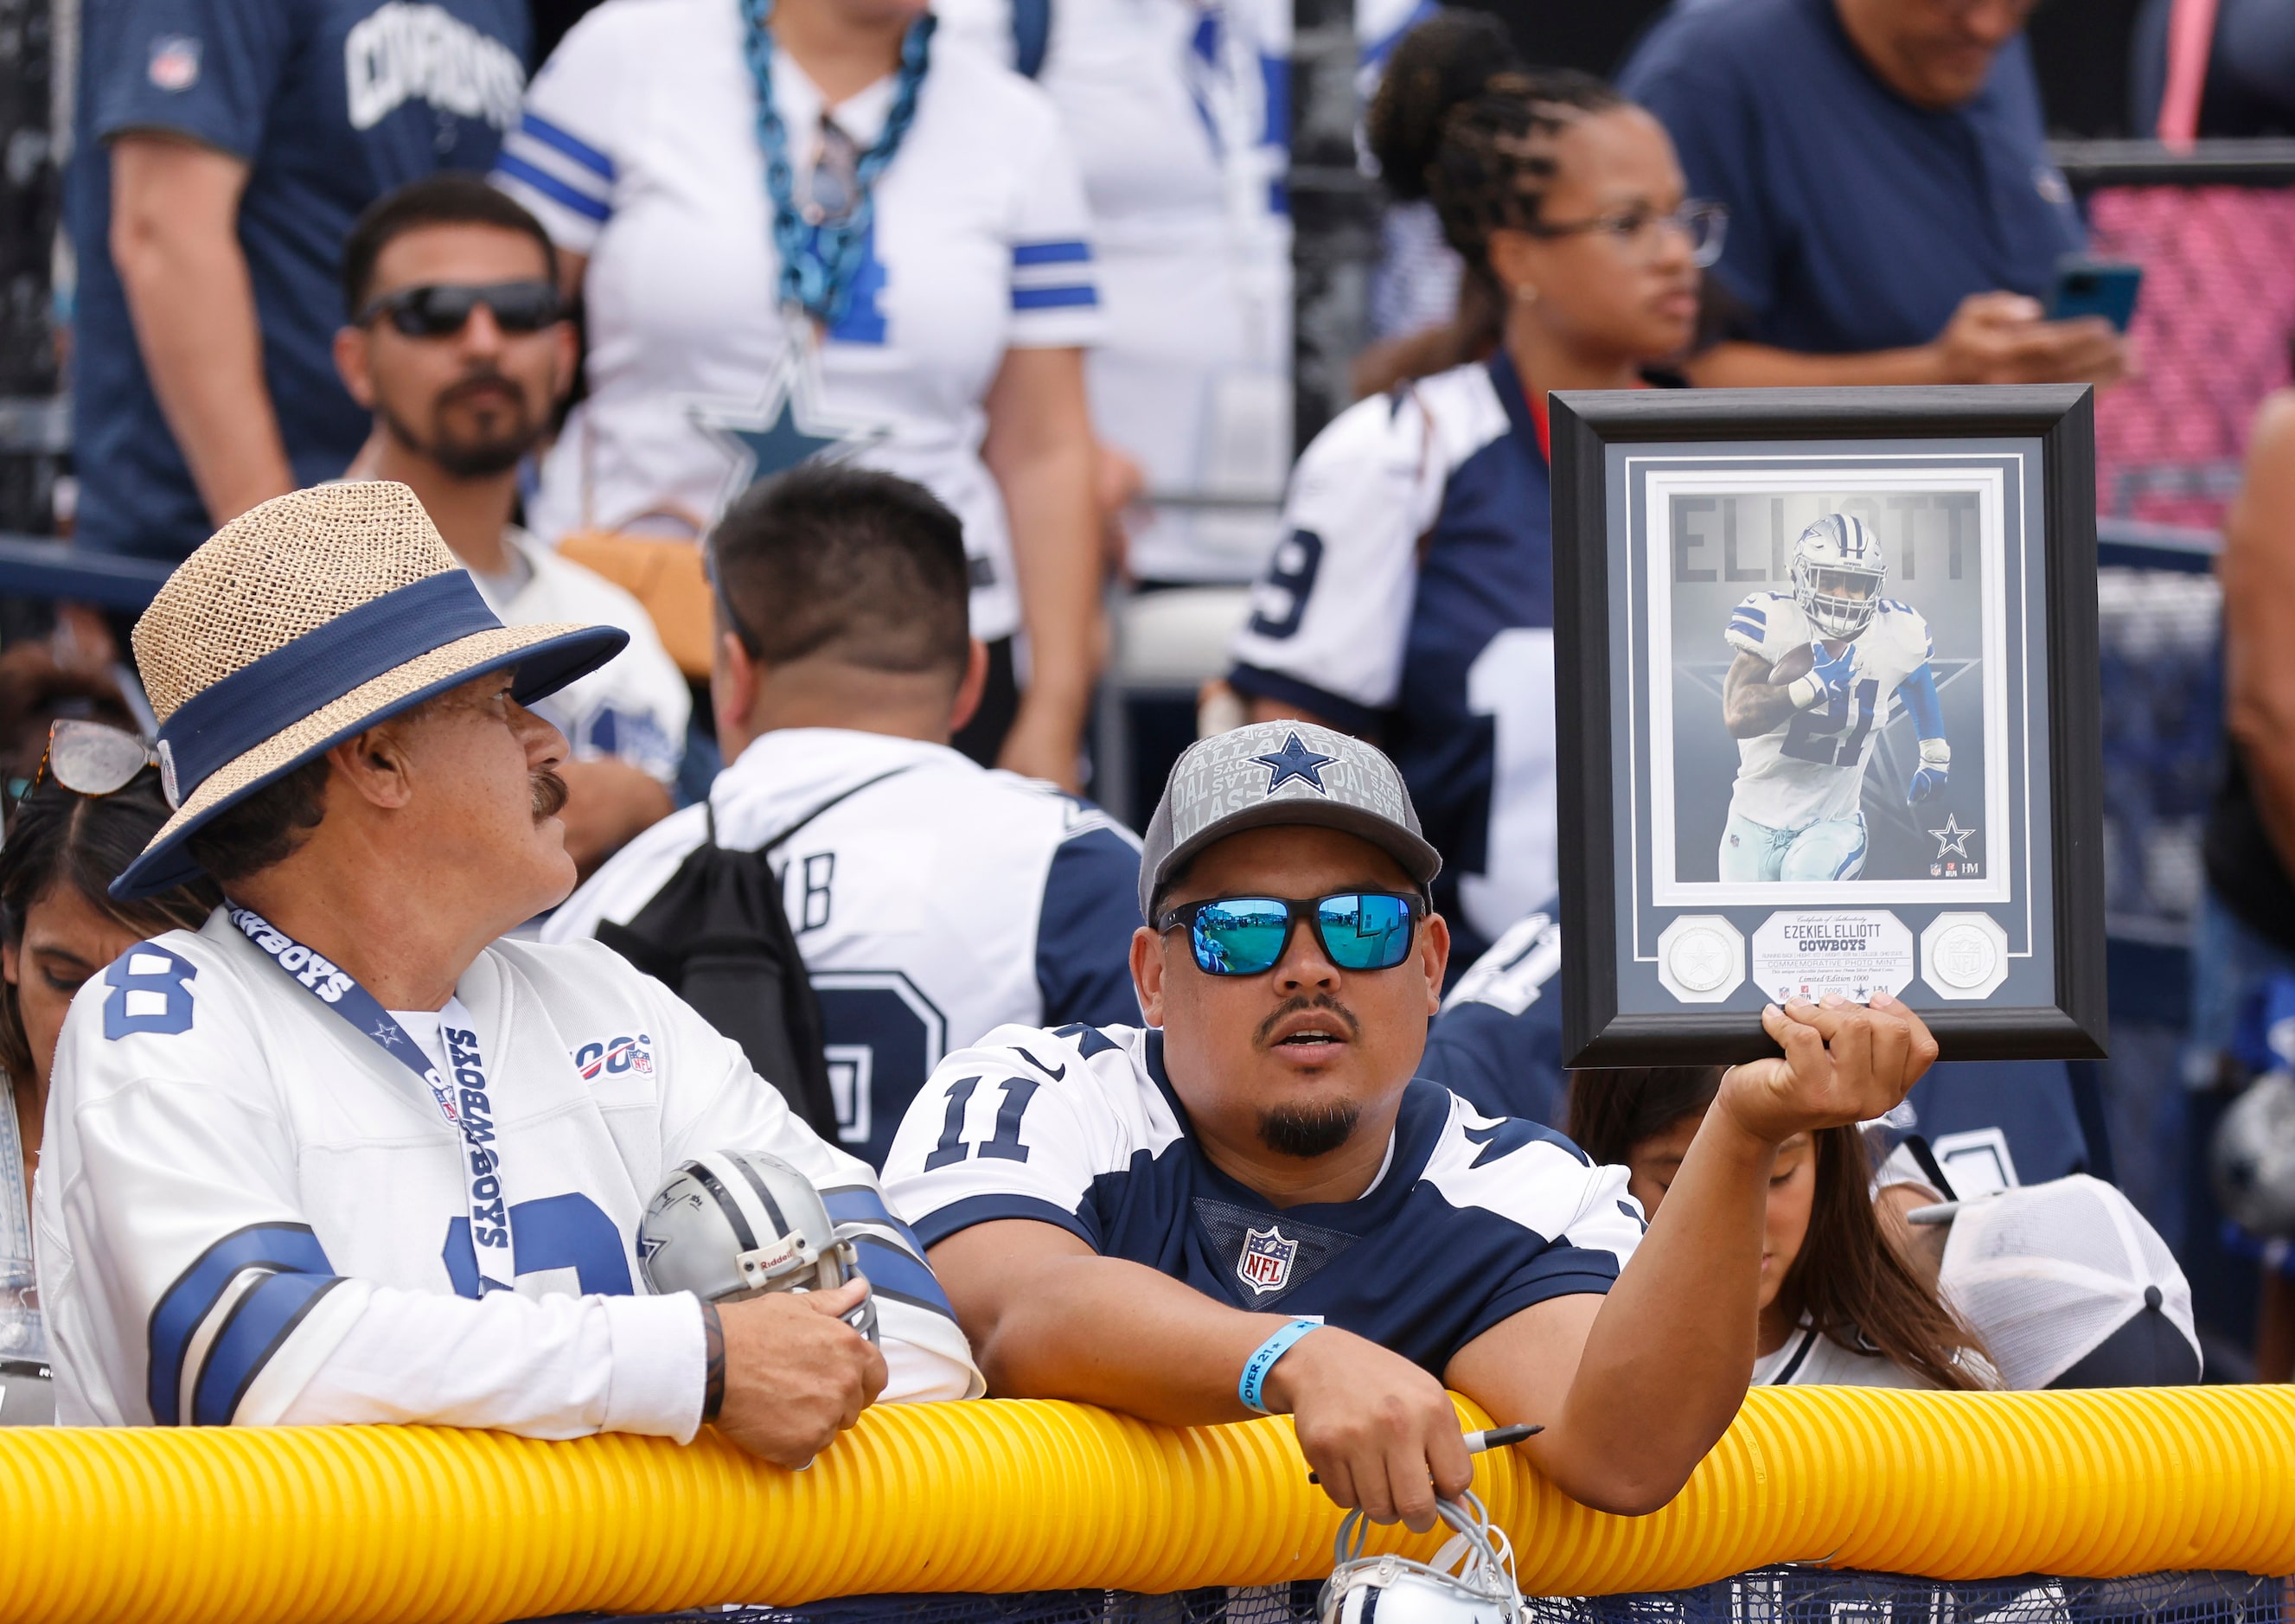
224, 906, 519, 1294
740, 0, 934, 329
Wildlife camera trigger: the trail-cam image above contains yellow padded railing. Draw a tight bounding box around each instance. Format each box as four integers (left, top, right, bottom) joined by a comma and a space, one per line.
0, 1385, 2291, 1623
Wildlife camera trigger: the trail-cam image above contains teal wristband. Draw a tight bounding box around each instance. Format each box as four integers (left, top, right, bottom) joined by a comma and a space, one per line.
1238, 1318, 1321, 1414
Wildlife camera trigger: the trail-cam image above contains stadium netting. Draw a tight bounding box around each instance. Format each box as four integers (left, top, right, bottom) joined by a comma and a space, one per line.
580, 1568, 2292, 1624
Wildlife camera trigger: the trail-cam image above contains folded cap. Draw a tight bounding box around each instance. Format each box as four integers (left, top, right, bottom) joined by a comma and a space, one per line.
1939, 1175, 2200, 1390
1138, 721, 1441, 920
114, 482, 627, 899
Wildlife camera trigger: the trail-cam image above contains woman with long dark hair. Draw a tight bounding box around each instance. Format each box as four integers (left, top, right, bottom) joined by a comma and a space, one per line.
1569, 1066, 1990, 1390
0, 726, 220, 1419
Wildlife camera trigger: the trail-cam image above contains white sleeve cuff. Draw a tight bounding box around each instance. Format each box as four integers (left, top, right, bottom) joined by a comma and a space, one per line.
603, 1292, 707, 1442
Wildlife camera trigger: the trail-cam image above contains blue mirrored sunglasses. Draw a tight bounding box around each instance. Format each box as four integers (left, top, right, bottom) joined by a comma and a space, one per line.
1155, 892, 1422, 977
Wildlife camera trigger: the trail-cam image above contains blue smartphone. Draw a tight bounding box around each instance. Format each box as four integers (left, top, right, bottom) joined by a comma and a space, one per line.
2047, 257, 2143, 331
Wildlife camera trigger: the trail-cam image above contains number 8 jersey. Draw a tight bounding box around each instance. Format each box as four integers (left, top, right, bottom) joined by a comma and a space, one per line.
1724, 590, 1936, 830
1226, 354, 1558, 962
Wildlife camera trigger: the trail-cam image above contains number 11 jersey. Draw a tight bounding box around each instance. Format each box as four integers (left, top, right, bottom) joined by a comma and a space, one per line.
1723, 591, 1935, 831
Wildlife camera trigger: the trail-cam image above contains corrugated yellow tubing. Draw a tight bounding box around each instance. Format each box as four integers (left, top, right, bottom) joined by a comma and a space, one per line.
1, 1386, 2291, 1623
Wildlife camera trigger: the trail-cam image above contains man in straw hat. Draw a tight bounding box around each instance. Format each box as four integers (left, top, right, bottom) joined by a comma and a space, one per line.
36, 482, 980, 1451
886, 720, 1938, 1531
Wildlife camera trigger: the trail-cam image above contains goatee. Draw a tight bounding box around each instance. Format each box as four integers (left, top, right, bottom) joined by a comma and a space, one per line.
1257, 1099, 1361, 1160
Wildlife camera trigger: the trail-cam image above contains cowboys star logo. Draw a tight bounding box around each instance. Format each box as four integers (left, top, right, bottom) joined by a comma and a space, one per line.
689, 341, 890, 514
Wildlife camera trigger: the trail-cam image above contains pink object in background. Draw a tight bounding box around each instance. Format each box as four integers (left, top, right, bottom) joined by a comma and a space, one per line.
2088, 186, 2295, 531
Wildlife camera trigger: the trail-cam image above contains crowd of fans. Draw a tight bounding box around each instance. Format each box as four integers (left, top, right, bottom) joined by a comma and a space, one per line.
0, 0, 2269, 1561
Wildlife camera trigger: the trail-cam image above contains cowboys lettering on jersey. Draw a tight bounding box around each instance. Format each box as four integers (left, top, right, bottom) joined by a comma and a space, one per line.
1227, 354, 1557, 962
39, 917, 981, 1429
882, 1021, 1646, 1375
546, 728, 1142, 1169
1718, 515, 1949, 883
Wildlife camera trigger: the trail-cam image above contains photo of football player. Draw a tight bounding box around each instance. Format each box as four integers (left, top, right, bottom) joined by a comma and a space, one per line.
1716, 514, 1952, 882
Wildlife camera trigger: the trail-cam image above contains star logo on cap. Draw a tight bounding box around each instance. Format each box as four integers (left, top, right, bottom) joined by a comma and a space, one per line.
1929, 814, 1976, 860
1252, 732, 1337, 795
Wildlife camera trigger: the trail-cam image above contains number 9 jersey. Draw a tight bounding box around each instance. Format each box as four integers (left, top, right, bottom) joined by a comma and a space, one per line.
1724, 590, 1936, 831
1226, 355, 1557, 962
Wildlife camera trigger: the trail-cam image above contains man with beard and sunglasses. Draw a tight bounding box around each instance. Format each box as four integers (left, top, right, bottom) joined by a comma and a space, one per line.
39, 481, 980, 1445
334, 176, 690, 875
885, 719, 1940, 1531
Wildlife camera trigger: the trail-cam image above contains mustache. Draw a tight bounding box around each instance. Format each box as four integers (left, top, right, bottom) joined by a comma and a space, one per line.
531, 764, 568, 822
1251, 992, 1362, 1050
439, 366, 521, 408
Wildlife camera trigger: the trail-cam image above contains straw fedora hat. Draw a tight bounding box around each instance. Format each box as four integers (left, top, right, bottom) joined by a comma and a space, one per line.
112, 482, 628, 899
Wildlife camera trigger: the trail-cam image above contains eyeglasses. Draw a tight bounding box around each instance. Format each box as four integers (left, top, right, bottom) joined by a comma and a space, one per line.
1155, 892, 1422, 978
355, 279, 563, 338
5, 720, 160, 835
1525, 200, 1728, 268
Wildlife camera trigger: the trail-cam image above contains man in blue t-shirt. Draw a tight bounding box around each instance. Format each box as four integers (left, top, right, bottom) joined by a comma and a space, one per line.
886, 721, 1940, 1531
69, 0, 527, 559
1619, 0, 2128, 391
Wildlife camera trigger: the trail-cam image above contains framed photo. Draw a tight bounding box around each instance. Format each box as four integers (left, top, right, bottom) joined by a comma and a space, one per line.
1550, 387, 2106, 1067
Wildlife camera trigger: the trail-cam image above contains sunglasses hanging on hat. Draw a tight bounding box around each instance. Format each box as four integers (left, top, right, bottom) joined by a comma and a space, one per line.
3, 721, 162, 839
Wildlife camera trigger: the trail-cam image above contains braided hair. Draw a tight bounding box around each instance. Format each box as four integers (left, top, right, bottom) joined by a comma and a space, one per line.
1422, 68, 1625, 280
1365, 10, 1521, 203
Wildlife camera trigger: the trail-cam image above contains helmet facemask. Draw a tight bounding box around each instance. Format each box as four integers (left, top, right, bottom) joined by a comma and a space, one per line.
1320, 1492, 1522, 1624
1790, 516, 1886, 641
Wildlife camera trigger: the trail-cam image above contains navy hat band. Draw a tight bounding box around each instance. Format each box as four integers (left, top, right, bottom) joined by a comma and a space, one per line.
157, 571, 502, 797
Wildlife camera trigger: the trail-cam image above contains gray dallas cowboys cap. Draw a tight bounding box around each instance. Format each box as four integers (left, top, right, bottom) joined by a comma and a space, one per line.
1138, 720, 1442, 920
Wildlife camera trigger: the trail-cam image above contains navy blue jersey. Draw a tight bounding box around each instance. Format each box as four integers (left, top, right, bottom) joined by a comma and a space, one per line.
1229, 352, 1555, 965
1425, 904, 2097, 1188
1620, 0, 2083, 357
883, 1022, 1645, 1376
70, 0, 527, 559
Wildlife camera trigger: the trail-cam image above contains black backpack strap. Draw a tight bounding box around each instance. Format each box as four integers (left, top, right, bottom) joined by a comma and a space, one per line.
734, 764, 919, 860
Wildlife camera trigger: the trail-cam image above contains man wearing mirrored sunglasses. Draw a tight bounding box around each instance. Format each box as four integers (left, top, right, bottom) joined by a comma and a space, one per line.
885, 719, 1940, 1531
333, 176, 689, 877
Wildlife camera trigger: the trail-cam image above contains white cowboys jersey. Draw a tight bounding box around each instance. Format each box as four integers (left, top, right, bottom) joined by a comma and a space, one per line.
38, 911, 981, 1432
546, 728, 1144, 1171
495, 0, 1103, 643
937, 0, 1291, 583
467, 527, 690, 784
882, 1020, 1646, 1374
1723, 591, 1935, 830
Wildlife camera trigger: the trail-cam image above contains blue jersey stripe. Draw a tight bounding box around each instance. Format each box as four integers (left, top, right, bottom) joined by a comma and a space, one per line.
1736, 602, 1768, 626
191, 1272, 343, 1427
1012, 285, 1098, 311
517, 112, 616, 181
822, 1185, 931, 1259
849, 1235, 956, 1317
911, 1191, 1100, 1251
1012, 240, 1092, 266
147, 1223, 333, 1425
494, 153, 611, 223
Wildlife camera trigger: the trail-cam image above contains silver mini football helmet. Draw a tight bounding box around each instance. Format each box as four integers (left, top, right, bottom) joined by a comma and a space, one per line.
1320, 1492, 1523, 1624
2213, 1070, 2295, 1241
1790, 513, 1887, 640
638, 1149, 878, 1342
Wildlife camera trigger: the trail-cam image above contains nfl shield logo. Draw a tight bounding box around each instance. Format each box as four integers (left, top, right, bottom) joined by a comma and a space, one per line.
1237, 1224, 1297, 1295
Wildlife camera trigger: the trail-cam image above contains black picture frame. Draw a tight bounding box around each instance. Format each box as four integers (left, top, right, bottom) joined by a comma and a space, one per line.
1550, 386, 2107, 1067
